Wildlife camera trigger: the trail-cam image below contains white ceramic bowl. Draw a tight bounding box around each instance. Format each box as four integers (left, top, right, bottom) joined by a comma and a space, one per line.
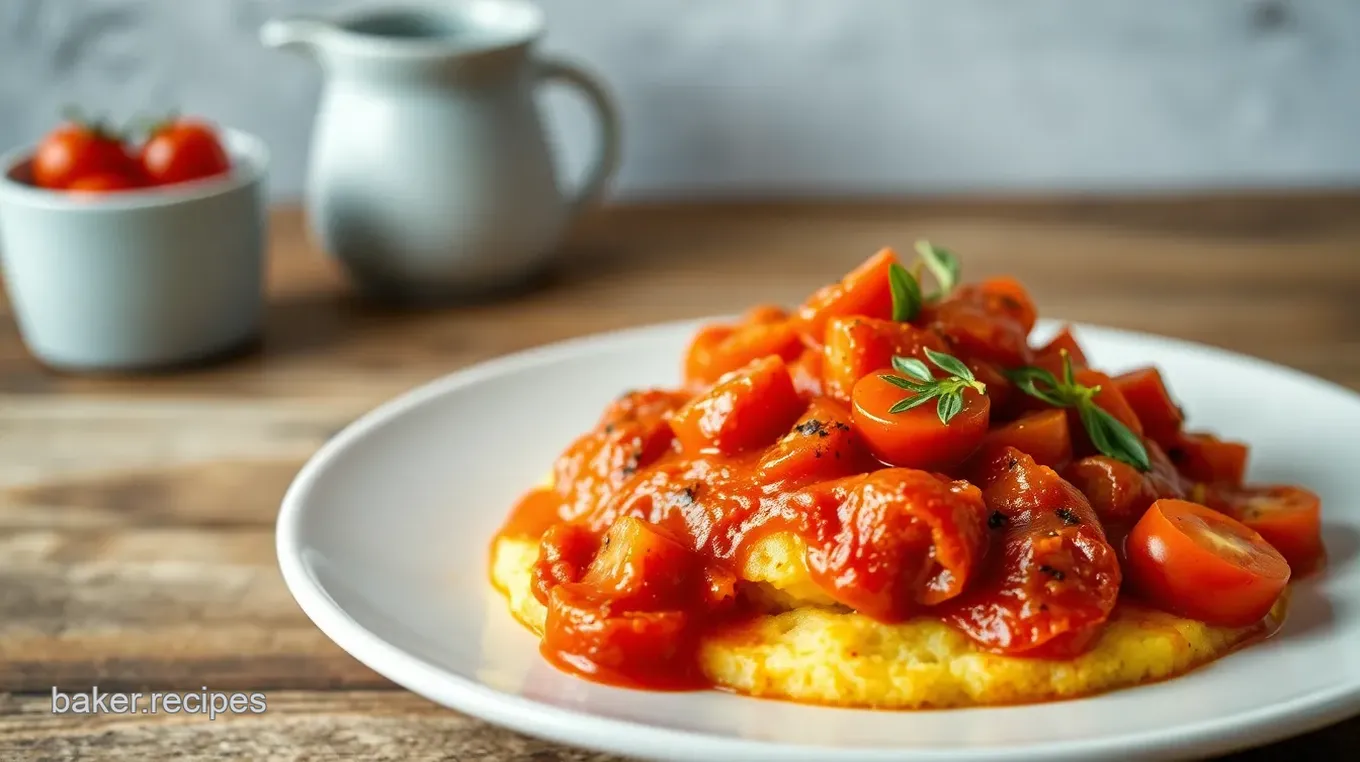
0, 129, 268, 371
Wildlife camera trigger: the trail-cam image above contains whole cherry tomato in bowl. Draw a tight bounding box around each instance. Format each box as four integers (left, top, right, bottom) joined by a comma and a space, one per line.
0, 112, 267, 371
138, 118, 232, 187
31, 118, 140, 191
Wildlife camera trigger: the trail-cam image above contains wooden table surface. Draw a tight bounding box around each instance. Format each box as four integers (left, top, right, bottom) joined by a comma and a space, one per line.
2, 197, 1359, 760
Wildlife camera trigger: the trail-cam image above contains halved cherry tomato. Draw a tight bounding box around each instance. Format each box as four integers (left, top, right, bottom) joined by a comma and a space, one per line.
978, 409, 1072, 468
757, 397, 868, 484
683, 318, 803, 389
1216, 486, 1324, 575
821, 316, 945, 401
850, 371, 990, 471
1124, 499, 1289, 627
670, 355, 803, 456
139, 118, 231, 186
1165, 432, 1250, 487
793, 249, 897, 347
1114, 367, 1184, 445
32, 121, 136, 190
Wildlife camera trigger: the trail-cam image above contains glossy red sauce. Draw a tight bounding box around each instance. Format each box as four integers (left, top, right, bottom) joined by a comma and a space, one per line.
491, 250, 1318, 692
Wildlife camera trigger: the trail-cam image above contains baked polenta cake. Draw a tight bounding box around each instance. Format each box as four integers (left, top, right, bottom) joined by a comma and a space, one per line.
488, 244, 1319, 708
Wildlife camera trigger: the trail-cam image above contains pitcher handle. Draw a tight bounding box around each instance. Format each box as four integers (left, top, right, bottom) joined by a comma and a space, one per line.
534, 58, 621, 221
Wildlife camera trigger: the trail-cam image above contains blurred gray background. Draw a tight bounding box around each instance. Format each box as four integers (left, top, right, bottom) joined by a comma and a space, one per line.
2, 0, 1358, 200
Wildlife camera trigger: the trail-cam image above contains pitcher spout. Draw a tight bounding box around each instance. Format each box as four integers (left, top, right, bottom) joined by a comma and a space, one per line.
260, 16, 332, 56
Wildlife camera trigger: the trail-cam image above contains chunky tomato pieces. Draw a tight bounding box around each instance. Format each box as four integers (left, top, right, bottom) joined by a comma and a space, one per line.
978, 409, 1072, 469
670, 356, 803, 456
807, 469, 988, 620
1166, 432, 1250, 487
821, 317, 945, 401
941, 448, 1121, 657
757, 397, 869, 484
923, 278, 1036, 368
684, 306, 804, 389
501, 247, 1320, 692
551, 389, 688, 521
793, 249, 898, 347
1114, 367, 1184, 445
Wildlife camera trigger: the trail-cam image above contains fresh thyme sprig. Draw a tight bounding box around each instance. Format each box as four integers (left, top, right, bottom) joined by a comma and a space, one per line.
888, 239, 962, 323
879, 348, 987, 425
915, 240, 960, 299
1005, 350, 1151, 471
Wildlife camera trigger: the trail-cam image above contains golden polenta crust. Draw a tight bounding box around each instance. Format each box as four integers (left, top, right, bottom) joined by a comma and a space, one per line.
490, 535, 1282, 708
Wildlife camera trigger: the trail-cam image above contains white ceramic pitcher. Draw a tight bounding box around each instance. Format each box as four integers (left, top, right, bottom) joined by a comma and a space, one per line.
261, 0, 619, 303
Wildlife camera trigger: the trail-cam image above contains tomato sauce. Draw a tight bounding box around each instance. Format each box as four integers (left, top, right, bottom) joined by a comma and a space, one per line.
491, 247, 1322, 692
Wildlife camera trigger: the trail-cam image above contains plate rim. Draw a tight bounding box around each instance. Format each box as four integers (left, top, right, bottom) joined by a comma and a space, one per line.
276, 317, 1360, 761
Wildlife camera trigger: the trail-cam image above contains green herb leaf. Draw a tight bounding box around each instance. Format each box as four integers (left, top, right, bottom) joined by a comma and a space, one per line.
915, 240, 961, 299
1084, 406, 1151, 471
1004, 366, 1068, 408
937, 393, 964, 424
1060, 349, 1077, 387
889, 263, 922, 322
925, 347, 974, 381
1009, 361, 1151, 471
892, 355, 933, 382
879, 374, 931, 393
888, 393, 938, 414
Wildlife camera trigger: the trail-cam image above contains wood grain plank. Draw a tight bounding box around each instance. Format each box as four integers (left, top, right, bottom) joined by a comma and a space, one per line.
0, 460, 307, 529
0, 526, 384, 692
0, 397, 364, 489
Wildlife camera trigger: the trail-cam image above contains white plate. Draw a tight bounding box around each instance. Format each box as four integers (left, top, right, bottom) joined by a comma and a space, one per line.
277, 319, 1360, 762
